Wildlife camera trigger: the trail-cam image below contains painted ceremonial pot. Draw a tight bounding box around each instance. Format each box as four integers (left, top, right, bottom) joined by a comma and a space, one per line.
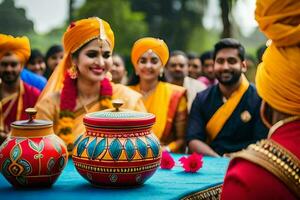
72, 101, 162, 187
0, 108, 68, 187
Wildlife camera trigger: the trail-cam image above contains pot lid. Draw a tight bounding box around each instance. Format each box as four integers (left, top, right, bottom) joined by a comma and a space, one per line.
11, 108, 53, 129
84, 99, 155, 127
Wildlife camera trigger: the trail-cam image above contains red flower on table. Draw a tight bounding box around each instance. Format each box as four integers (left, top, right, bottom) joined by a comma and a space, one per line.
179, 153, 203, 173
160, 151, 175, 169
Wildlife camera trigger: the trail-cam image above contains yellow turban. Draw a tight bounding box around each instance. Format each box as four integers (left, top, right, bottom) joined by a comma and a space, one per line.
63, 17, 114, 54
131, 37, 169, 69
0, 34, 30, 64
255, 0, 300, 47
255, 0, 300, 115
39, 17, 114, 99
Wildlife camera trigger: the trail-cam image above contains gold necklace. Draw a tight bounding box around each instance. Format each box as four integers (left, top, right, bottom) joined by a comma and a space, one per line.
268, 115, 300, 138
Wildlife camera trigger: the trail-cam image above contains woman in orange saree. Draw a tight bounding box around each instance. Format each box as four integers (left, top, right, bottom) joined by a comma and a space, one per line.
129, 37, 188, 153
36, 17, 145, 154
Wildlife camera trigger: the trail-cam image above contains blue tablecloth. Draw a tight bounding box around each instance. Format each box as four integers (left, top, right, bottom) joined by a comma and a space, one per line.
0, 154, 229, 200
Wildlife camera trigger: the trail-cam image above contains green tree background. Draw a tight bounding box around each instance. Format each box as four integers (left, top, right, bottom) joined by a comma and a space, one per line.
0, 0, 34, 35
0, 0, 266, 81
74, 0, 148, 56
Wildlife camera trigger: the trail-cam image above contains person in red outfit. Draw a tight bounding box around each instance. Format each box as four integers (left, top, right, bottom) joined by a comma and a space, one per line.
0, 34, 40, 144
221, 0, 300, 199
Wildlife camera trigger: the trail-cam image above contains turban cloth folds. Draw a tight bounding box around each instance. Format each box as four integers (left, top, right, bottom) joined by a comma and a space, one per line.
255, 0, 300, 115
131, 37, 169, 70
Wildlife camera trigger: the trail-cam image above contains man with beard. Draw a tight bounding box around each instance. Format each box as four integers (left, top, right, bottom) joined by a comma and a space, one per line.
165, 51, 206, 112
186, 38, 268, 157
0, 34, 40, 144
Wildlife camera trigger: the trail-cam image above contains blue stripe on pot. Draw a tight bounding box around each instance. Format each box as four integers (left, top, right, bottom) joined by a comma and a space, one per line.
136, 138, 147, 159
146, 136, 160, 158
92, 138, 107, 160
109, 139, 122, 161
87, 138, 97, 159
73, 135, 83, 148
76, 137, 89, 157
124, 139, 135, 161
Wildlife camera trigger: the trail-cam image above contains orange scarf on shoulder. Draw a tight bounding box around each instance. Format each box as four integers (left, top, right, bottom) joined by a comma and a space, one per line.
206, 75, 249, 143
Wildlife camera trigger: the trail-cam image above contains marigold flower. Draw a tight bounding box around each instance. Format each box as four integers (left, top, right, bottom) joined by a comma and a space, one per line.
59, 133, 75, 145
57, 117, 74, 134
58, 75, 113, 150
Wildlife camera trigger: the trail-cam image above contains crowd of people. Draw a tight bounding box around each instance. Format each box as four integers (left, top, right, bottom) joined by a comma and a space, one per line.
0, 0, 299, 198
0, 28, 265, 155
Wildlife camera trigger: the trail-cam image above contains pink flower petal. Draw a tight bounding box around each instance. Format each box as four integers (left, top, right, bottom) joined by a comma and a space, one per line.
160, 151, 175, 169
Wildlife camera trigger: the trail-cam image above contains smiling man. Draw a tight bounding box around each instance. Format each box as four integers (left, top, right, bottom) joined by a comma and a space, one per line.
165, 51, 206, 112
186, 38, 268, 157
0, 34, 40, 144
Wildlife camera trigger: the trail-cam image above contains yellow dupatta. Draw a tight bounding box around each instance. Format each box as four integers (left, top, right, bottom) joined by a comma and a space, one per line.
130, 82, 170, 139
59, 101, 101, 143
206, 75, 249, 143
37, 83, 146, 140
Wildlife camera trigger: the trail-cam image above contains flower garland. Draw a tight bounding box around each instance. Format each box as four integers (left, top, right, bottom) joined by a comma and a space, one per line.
57, 72, 113, 152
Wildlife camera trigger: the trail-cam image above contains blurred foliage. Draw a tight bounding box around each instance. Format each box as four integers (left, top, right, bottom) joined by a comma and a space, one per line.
0, 0, 34, 35
0, 0, 65, 53
27, 27, 65, 53
130, 0, 208, 51
0, 0, 266, 64
74, 0, 148, 56
187, 26, 219, 53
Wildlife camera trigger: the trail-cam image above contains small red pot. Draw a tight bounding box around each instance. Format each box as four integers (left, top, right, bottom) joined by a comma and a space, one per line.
0, 108, 68, 187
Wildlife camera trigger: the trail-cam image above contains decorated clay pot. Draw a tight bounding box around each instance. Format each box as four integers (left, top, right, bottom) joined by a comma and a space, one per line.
0, 108, 68, 187
72, 101, 162, 187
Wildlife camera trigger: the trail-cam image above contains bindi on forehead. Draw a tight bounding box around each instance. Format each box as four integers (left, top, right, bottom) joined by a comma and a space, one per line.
97, 38, 104, 49
96, 39, 111, 51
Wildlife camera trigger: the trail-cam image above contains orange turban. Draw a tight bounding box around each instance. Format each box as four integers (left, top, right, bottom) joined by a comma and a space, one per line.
255, 0, 300, 47
0, 34, 30, 64
63, 17, 114, 54
39, 17, 114, 99
255, 0, 300, 115
131, 37, 169, 69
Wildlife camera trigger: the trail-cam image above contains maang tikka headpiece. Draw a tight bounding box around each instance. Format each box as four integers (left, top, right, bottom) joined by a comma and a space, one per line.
97, 18, 107, 47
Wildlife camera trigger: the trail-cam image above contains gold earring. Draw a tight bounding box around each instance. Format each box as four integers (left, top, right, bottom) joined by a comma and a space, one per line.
68, 65, 78, 79
159, 68, 164, 78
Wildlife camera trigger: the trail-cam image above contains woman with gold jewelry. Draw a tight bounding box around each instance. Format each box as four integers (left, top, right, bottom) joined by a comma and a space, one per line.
36, 17, 145, 154
128, 37, 188, 153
